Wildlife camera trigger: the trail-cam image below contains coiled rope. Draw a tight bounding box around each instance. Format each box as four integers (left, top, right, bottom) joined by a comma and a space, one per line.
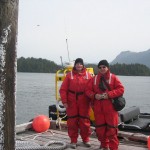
16, 140, 67, 150
16, 130, 67, 150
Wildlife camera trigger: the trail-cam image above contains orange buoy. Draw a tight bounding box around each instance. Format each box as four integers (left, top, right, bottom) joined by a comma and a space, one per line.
32, 115, 50, 133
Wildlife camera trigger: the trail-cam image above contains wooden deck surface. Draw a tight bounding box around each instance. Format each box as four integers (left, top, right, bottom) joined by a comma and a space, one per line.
16, 128, 148, 150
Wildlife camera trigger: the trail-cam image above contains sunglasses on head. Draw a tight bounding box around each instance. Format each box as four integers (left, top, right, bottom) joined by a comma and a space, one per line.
99, 66, 106, 69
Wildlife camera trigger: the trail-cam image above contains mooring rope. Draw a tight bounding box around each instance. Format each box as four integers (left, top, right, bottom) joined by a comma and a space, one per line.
56, 115, 67, 130
16, 140, 67, 150
16, 130, 67, 150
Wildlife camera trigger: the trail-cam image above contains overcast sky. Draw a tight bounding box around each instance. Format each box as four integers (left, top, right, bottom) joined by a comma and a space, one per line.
17, 0, 150, 65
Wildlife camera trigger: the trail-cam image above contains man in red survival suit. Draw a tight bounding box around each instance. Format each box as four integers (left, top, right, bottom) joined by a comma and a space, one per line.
59, 58, 92, 149
85, 60, 124, 150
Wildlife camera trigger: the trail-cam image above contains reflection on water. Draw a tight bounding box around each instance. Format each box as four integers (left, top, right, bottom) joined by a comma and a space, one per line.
16, 73, 150, 125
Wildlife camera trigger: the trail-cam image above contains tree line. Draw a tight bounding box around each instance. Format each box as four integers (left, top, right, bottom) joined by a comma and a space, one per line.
110, 63, 150, 76
17, 57, 150, 76
17, 57, 61, 73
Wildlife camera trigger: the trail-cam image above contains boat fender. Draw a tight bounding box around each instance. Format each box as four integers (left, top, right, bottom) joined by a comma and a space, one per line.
56, 100, 66, 112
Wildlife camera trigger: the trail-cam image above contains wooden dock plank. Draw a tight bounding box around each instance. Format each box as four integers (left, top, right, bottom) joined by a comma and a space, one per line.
16, 121, 149, 150
16, 129, 148, 150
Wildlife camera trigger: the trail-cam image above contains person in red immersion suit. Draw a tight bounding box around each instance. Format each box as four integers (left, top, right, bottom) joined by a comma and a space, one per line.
85, 60, 124, 150
59, 58, 92, 149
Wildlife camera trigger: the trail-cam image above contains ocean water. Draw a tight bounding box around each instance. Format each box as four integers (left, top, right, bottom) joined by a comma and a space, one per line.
16, 73, 150, 125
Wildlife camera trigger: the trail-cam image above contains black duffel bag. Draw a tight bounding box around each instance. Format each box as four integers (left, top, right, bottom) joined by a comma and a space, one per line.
112, 96, 126, 111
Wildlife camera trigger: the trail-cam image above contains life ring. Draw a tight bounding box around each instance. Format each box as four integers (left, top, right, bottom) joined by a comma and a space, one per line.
56, 100, 66, 112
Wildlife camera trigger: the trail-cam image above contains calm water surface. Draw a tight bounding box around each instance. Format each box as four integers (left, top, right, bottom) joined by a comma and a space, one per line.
16, 73, 150, 125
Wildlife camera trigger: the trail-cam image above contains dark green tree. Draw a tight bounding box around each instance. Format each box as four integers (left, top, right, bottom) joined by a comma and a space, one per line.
17, 57, 150, 76
17, 57, 61, 73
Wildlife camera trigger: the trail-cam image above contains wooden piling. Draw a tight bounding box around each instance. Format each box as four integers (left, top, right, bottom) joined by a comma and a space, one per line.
0, 0, 19, 149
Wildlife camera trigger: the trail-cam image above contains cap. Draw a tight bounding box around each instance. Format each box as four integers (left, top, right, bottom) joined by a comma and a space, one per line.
98, 59, 109, 68
74, 58, 84, 66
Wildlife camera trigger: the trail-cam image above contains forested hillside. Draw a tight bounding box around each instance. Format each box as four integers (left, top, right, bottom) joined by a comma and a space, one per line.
110, 63, 150, 76
17, 57, 150, 76
17, 57, 61, 73
86, 63, 150, 76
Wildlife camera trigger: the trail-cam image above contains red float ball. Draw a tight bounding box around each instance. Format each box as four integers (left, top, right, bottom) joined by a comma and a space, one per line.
32, 115, 50, 133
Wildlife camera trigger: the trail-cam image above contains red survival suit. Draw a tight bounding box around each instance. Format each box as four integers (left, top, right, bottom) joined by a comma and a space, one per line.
85, 70, 124, 150
59, 68, 92, 143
